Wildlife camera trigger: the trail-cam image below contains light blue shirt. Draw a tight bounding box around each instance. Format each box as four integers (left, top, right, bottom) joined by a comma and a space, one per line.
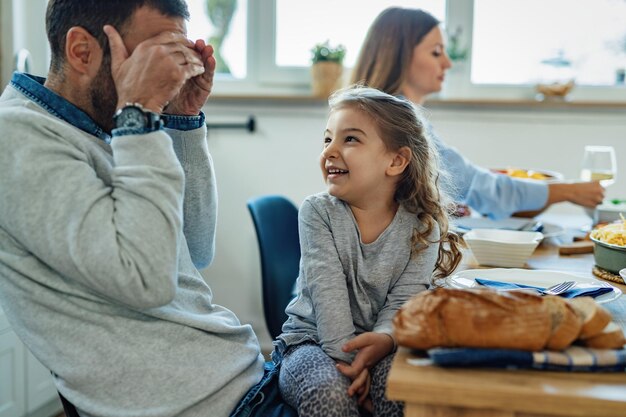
429, 125, 549, 220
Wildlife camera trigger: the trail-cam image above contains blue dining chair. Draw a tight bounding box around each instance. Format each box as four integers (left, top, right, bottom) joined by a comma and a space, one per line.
247, 195, 301, 340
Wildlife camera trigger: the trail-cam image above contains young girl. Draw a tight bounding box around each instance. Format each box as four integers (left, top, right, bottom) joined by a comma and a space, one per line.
274, 86, 463, 417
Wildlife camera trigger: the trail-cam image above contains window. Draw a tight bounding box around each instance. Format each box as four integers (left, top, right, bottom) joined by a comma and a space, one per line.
257, 0, 626, 101
7, 0, 626, 101
187, 0, 247, 79
275, 0, 446, 68
256, 0, 445, 87
472, 0, 626, 87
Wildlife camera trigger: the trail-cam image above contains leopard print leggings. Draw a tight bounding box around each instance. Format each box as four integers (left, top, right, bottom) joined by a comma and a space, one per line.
278, 343, 403, 417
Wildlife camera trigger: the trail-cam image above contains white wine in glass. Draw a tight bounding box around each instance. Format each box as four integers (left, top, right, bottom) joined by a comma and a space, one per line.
580, 145, 617, 187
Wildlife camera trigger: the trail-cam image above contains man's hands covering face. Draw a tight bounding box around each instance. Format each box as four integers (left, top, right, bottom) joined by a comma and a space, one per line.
104, 25, 215, 115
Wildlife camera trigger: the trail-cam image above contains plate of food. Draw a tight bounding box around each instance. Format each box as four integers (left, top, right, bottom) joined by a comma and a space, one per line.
491, 167, 564, 182
447, 268, 622, 304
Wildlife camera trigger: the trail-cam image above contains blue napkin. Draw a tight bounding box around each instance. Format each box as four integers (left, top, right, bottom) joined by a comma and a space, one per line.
475, 278, 613, 299
426, 346, 626, 372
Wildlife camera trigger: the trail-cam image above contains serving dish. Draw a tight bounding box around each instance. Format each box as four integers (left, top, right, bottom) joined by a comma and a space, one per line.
463, 229, 542, 268
447, 268, 621, 304
590, 236, 626, 274
491, 167, 564, 182
535, 80, 575, 99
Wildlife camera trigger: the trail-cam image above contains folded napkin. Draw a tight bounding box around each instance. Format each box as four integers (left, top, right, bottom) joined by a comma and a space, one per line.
475, 278, 613, 299
424, 346, 626, 372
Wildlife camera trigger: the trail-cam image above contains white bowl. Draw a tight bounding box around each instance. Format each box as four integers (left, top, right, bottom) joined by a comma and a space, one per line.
592, 202, 626, 224
463, 229, 543, 268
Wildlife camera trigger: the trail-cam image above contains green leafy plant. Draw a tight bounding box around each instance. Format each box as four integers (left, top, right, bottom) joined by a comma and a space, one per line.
205, 0, 237, 74
311, 41, 346, 65
447, 26, 469, 62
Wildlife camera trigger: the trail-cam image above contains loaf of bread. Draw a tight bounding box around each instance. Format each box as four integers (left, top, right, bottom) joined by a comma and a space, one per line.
393, 288, 554, 351
393, 288, 623, 351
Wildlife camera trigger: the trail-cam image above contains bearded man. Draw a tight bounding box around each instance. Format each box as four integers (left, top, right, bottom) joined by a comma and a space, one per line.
0, 1, 295, 416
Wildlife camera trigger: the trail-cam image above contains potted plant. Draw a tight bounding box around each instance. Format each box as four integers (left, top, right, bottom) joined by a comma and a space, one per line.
446, 26, 469, 62
310, 41, 346, 98
205, 0, 238, 74
441, 26, 469, 98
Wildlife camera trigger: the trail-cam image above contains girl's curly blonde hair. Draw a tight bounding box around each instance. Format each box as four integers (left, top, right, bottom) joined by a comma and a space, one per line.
329, 85, 464, 279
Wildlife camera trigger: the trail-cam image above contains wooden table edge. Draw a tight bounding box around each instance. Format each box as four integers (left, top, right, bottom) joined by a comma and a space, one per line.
387, 348, 626, 417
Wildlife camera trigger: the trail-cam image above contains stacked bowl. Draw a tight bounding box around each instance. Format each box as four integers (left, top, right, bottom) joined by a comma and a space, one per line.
463, 229, 543, 268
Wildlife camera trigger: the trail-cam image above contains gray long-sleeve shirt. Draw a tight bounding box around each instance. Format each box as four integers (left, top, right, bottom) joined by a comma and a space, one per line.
278, 193, 438, 363
0, 73, 263, 417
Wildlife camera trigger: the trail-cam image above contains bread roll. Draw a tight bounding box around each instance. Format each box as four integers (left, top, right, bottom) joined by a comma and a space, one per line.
578, 322, 626, 349
543, 296, 583, 350
568, 297, 612, 339
393, 288, 552, 351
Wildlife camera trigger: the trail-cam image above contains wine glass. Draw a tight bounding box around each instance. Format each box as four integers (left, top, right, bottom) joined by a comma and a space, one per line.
580, 145, 617, 187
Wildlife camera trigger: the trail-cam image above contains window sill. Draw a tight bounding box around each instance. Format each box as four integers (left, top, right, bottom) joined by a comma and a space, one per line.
425, 98, 626, 111
209, 93, 327, 105
208, 94, 626, 111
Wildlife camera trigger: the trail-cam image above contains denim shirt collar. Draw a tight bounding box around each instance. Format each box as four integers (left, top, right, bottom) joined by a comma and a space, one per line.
10, 72, 111, 143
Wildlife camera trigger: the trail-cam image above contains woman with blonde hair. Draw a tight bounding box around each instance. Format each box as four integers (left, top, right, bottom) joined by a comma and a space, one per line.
351, 7, 605, 219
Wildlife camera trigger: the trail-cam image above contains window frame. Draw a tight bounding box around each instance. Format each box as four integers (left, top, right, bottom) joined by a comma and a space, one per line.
241, 0, 626, 102
449, 0, 626, 102
6, 0, 626, 102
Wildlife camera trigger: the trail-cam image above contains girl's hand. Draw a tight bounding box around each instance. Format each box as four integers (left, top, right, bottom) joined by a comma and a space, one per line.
336, 332, 395, 380
347, 368, 371, 403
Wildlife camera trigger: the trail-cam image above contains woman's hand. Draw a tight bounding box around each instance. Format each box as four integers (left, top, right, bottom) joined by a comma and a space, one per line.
548, 181, 605, 208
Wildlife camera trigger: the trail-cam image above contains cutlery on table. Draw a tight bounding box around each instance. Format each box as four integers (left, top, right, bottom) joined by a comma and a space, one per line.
520, 220, 544, 232
540, 281, 576, 296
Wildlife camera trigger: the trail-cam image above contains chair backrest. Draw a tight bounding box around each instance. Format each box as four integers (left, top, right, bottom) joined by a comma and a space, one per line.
247, 195, 300, 340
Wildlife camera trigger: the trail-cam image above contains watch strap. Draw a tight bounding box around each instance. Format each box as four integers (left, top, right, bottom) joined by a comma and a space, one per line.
113, 102, 163, 133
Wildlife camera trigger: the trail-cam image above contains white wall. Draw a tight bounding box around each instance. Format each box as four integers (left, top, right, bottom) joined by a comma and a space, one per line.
201, 100, 626, 350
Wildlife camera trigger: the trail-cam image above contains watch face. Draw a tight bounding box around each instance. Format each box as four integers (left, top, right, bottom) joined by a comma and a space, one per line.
114, 106, 146, 129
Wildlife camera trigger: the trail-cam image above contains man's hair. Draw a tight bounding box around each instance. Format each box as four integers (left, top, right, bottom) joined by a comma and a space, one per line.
46, 0, 190, 72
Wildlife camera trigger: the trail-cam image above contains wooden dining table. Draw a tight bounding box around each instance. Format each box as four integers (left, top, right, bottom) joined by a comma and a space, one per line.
386, 233, 626, 417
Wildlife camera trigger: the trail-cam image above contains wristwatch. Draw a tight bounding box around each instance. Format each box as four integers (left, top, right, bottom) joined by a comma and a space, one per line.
113, 103, 163, 131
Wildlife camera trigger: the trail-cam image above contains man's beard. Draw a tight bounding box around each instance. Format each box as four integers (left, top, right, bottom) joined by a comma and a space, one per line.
89, 56, 118, 134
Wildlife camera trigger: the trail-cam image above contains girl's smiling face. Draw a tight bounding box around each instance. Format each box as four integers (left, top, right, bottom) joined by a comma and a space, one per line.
321, 107, 398, 207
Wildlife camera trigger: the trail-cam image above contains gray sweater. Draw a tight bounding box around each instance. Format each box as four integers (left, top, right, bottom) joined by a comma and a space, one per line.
0, 75, 263, 417
278, 193, 438, 363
